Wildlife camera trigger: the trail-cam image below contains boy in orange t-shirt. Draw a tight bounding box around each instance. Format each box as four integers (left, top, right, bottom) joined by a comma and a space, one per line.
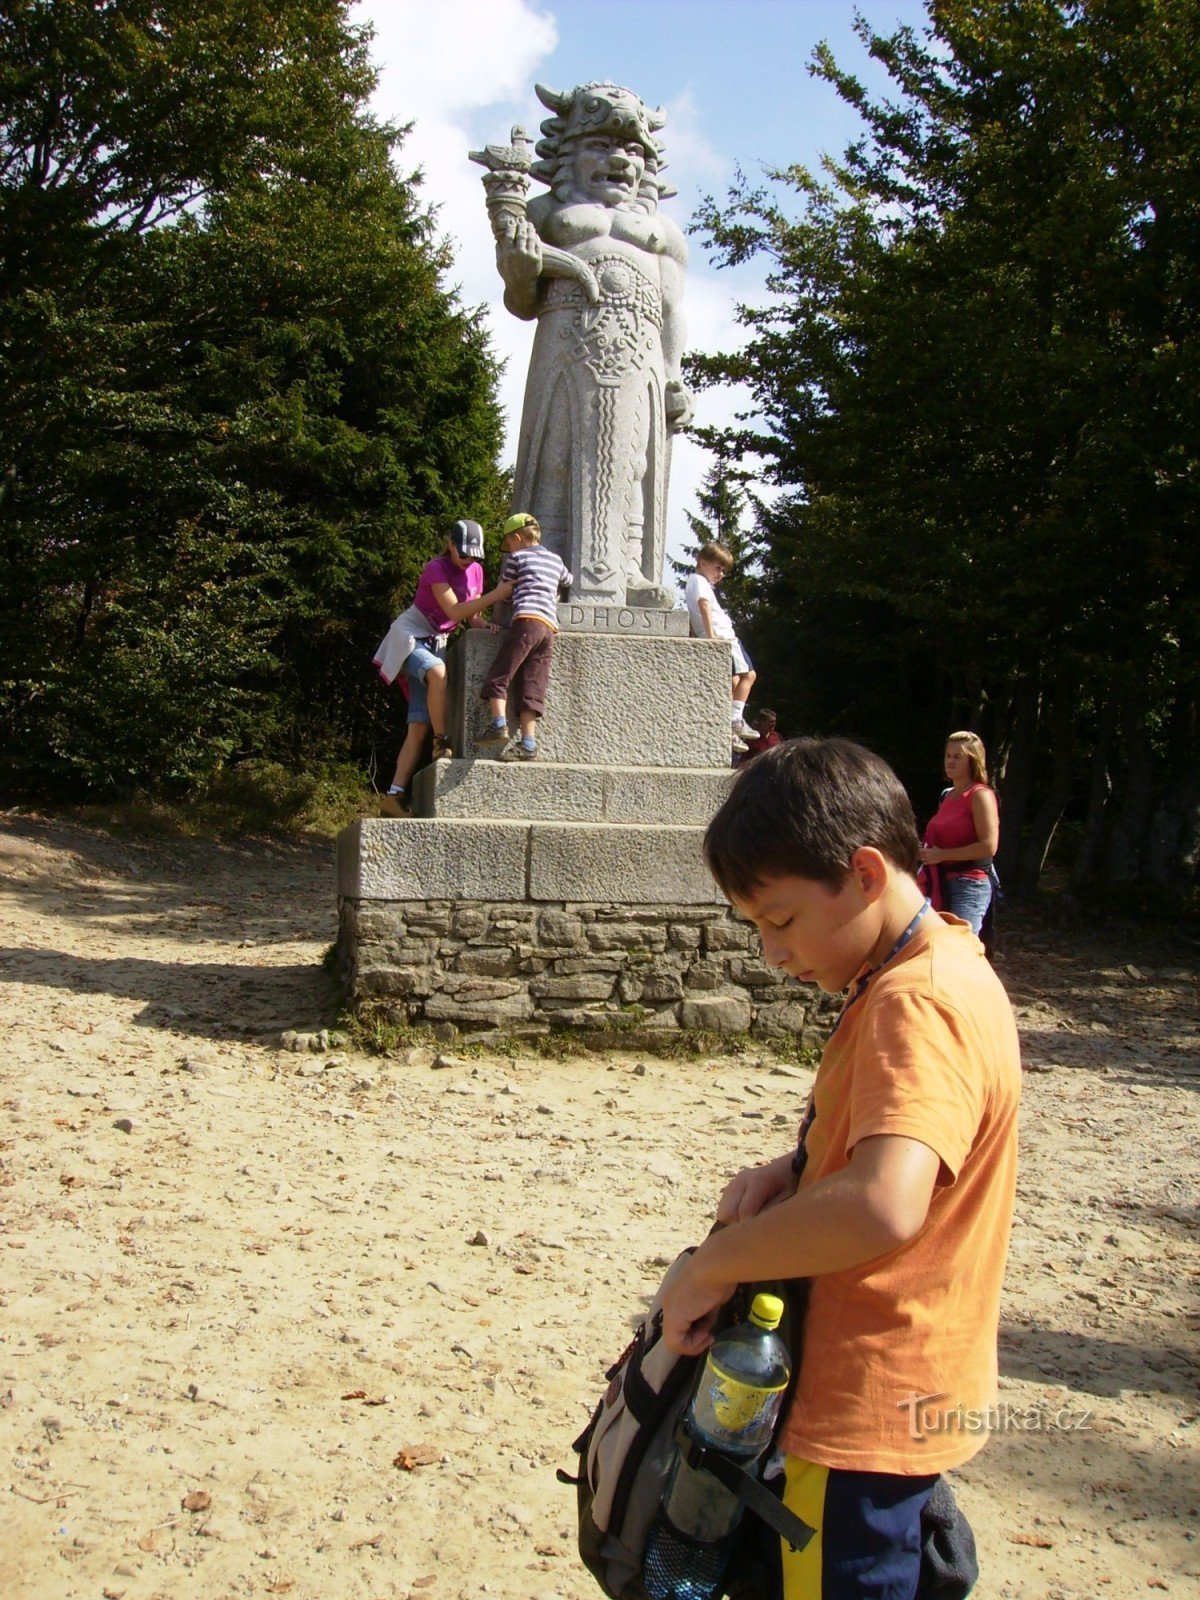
662, 737, 1020, 1600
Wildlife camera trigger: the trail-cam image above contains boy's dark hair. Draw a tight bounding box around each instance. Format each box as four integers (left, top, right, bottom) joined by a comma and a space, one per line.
704, 736, 921, 896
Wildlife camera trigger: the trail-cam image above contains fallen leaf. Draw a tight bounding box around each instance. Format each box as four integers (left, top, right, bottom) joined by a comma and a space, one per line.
393, 1445, 440, 1471
1147, 1582, 1168, 1592
103, 1589, 126, 1600
350, 1535, 383, 1550
181, 1490, 212, 1512
266, 1583, 295, 1595
136, 1530, 160, 1553
1009, 1532, 1054, 1548
412, 1577, 437, 1589
341, 1389, 367, 1401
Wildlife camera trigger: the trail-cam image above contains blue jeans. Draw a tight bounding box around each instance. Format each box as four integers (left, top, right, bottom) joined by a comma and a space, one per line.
401, 643, 443, 725
943, 873, 992, 934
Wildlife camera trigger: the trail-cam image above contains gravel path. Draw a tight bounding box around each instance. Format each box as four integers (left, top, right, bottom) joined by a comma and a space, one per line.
1, 814, 1196, 1600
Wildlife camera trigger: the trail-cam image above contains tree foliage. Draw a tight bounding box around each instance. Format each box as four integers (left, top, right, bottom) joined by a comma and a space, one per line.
0, 0, 507, 795
690, 0, 1199, 899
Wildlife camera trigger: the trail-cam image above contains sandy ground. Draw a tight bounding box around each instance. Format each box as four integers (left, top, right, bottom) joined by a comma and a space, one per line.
1, 813, 1197, 1600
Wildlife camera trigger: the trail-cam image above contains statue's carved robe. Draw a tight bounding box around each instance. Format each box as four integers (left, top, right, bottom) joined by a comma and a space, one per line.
512, 202, 682, 606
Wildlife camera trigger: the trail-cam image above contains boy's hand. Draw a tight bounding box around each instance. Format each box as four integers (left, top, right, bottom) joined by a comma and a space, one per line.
661, 1251, 737, 1357
716, 1151, 798, 1224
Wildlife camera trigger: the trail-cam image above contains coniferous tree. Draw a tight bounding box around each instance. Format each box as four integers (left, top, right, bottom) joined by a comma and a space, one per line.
690, 0, 1199, 899
0, 1, 507, 795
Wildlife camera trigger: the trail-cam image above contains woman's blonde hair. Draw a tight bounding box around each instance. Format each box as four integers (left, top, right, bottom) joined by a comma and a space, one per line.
946, 730, 988, 785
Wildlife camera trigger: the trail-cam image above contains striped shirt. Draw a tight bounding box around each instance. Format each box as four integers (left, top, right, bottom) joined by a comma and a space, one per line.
502, 544, 573, 630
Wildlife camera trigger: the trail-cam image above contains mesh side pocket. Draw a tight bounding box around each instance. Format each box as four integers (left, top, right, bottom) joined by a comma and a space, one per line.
642, 1507, 735, 1600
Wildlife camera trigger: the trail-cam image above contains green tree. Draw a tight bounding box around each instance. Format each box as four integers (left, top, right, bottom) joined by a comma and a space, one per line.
0, 1, 507, 795
690, 0, 1199, 898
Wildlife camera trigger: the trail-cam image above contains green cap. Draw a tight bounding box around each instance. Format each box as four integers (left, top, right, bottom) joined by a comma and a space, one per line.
748, 1292, 784, 1331
503, 512, 539, 537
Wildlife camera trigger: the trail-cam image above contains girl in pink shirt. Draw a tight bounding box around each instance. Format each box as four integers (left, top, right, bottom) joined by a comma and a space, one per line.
372, 520, 505, 813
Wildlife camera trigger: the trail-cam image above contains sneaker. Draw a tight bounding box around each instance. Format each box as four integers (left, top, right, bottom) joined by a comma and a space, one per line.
379, 790, 412, 817
731, 732, 749, 754
431, 734, 453, 761
500, 740, 538, 762
733, 720, 761, 741
476, 722, 512, 749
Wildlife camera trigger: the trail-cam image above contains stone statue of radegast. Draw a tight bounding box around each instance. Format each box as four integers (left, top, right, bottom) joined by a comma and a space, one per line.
471, 81, 693, 609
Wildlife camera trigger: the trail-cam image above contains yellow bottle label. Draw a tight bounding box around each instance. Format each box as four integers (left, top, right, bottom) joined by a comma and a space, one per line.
706, 1359, 788, 1436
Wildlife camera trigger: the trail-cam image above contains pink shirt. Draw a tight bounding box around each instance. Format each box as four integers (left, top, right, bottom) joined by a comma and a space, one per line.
925, 783, 990, 878
413, 553, 483, 634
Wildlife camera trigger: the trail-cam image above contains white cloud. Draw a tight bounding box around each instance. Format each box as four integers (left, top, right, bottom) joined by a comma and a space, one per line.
358, 0, 556, 120
660, 87, 729, 189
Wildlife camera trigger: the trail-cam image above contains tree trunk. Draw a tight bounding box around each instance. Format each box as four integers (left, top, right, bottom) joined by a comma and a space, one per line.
1102, 695, 1156, 887
74, 578, 97, 645
1072, 716, 1113, 889
989, 684, 1014, 789
1145, 695, 1199, 890
995, 674, 1041, 891
1015, 681, 1075, 896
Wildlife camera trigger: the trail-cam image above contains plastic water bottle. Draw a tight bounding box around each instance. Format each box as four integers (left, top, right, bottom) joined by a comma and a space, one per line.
643, 1292, 790, 1600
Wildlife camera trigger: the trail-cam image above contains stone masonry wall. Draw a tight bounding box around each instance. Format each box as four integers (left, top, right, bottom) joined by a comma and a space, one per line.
338, 897, 837, 1044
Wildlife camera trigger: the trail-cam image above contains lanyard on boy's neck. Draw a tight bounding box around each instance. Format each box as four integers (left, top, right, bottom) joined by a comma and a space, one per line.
791, 900, 931, 1182
830, 898, 932, 1037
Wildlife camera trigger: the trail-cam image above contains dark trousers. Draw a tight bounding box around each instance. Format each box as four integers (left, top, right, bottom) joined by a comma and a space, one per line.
481, 616, 555, 716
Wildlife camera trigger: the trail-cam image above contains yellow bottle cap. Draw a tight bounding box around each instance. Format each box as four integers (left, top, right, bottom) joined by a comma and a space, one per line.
749, 1292, 784, 1331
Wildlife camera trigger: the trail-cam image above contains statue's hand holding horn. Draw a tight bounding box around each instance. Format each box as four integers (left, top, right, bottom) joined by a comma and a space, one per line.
496, 215, 543, 297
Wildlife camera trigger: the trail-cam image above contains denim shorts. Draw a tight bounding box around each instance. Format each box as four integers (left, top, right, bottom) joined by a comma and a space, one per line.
944, 873, 992, 934
401, 642, 443, 725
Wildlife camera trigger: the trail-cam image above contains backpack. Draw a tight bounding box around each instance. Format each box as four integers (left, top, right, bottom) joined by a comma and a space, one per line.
558, 1245, 813, 1600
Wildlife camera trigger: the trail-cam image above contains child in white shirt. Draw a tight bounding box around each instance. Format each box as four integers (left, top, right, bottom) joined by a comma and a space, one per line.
684, 541, 759, 752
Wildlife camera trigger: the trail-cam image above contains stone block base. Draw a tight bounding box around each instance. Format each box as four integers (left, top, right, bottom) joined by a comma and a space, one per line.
337, 818, 723, 904
337, 896, 836, 1045
412, 760, 732, 824
447, 628, 732, 767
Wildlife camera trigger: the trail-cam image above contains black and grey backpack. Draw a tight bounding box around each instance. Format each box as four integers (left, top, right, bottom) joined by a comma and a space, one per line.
558, 1247, 812, 1600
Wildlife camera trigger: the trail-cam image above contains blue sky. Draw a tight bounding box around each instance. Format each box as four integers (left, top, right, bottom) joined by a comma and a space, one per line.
352, 0, 930, 564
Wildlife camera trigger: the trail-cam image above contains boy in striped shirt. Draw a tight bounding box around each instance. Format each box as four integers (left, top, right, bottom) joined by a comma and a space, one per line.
477, 513, 573, 761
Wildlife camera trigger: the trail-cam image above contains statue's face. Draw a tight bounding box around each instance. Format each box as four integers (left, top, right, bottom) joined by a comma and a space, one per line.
569, 132, 646, 205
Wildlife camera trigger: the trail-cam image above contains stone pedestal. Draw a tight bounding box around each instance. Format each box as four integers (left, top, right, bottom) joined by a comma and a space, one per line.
335, 615, 807, 1042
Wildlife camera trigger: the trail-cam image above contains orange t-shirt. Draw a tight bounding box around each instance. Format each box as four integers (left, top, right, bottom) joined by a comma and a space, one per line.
778, 911, 1020, 1474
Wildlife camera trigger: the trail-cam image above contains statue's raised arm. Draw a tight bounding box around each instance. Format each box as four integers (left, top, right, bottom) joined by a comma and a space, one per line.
471, 82, 694, 608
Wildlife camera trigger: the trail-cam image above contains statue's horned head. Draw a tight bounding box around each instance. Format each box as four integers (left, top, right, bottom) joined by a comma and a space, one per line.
531, 81, 676, 203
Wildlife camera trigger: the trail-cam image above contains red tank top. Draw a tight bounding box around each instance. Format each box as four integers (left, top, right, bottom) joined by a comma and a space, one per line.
925, 783, 989, 879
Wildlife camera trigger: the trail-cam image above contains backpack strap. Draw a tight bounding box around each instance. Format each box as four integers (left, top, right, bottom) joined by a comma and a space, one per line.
676, 1424, 815, 1554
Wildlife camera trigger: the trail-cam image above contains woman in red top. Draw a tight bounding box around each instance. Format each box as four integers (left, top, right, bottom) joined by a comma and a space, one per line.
918, 730, 1000, 934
